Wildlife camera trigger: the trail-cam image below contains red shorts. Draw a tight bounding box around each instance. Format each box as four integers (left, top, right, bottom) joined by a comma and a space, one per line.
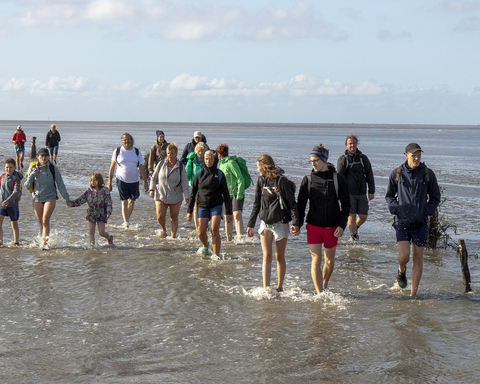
306, 224, 338, 248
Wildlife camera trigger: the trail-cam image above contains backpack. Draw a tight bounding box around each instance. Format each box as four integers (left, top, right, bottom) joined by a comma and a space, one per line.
228, 156, 251, 189
259, 175, 295, 224
115, 146, 140, 167
26, 162, 57, 198
0, 172, 23, 197
306, 172, 338, 199
394, 166, 430, 185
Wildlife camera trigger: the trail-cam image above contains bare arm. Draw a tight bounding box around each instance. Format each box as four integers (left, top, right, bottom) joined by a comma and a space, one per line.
108, 160, 116, 192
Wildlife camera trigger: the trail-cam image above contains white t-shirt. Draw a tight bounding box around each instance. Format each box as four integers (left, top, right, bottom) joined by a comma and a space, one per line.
111, 147, 144, 183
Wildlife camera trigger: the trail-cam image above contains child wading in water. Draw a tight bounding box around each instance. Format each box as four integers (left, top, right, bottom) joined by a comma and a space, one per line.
67, 173, 114, 246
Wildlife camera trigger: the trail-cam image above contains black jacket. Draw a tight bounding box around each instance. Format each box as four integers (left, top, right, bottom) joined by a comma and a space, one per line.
385, 162, 441, 227
188, 158, 232, 215
180, 135, 209, 165
295, 164, 350, 229
247, 169, 299, 228
337, 150, 375, 196
45, 130, 61, 148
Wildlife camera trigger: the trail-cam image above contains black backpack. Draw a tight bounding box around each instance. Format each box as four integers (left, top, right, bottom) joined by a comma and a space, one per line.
259, 175, 295, 224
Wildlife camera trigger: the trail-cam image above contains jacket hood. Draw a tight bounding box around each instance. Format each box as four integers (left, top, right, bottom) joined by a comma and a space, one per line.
401, 161, 426, 173
187, 151, 199, 160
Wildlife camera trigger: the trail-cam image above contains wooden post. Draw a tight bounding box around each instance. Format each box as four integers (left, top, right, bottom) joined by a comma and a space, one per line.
456, 239, 472, 293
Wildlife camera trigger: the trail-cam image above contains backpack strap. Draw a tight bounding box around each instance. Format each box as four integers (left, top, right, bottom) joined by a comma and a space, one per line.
306, 173, 338, 199
394, 167, 402, 185
116, 146, 140, 167
49, 163, 58, 199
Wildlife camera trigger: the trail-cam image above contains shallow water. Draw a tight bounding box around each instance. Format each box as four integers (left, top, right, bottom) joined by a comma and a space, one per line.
0, 121, 479, 383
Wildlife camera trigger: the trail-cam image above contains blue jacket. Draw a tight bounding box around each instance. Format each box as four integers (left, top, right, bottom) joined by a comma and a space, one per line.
385, 162, 441, 227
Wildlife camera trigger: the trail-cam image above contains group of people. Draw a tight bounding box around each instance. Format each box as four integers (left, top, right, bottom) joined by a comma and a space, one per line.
1, 127, 441, 296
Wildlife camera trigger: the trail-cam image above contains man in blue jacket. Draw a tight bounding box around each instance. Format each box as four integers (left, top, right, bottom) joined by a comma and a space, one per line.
385, 143, 441, 296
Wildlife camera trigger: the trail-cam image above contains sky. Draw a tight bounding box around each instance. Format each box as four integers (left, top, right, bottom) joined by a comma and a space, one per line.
1, 0, 480, 124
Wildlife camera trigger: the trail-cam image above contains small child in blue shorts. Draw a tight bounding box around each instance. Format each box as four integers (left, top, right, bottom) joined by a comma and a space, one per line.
0, 158, 23, 245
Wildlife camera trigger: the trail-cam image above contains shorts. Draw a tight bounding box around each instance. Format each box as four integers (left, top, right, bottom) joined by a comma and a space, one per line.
349, 194, 369, 215
47, 146, 59, 156
198, 204, 223, 219
259, 221, 289, 241
395, 222, 429, 247
0, 206, 20, 221
14, 144, 25, 153
224, 196, 244, 212
306, 223, 338, 248
117, 179, 140, 201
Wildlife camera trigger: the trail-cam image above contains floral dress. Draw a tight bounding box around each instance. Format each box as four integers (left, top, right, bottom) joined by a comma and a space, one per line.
72, 187, 113, 223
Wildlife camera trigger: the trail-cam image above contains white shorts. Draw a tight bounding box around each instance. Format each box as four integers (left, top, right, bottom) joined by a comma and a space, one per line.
259, 221, 290, 241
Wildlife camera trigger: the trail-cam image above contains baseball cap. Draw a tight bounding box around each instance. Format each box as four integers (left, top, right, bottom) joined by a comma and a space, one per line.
405, 143, 423, 154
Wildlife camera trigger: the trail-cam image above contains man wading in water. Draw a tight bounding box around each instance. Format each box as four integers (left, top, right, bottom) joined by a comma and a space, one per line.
385, 143, 441, 296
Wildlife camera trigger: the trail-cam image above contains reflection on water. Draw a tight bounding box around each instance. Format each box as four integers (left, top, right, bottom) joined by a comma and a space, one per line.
0, 122, 479, 383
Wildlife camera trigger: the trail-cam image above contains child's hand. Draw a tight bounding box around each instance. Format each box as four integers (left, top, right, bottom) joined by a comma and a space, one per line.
66, 201, 74, 207
1, 201, 8, 207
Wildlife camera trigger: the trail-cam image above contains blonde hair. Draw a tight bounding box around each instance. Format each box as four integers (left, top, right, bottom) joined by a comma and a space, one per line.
194, 142, 207, 154
257, 154, 278, 181
167, 143, 178, 154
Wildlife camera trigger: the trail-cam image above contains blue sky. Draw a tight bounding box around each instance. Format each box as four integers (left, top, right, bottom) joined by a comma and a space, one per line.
1, 0, 480, 124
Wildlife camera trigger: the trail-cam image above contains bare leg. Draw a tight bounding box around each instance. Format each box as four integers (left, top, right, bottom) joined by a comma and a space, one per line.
348, 214, 357, 235
121, 199, 135, 226
260, 229, 274, 288
309, 243, 324, 293
397, 241, 411, 275
0, 215, 4, 243
323, 246, 336, 288
33, 200, 56, 248
97, 222, 111, 242
275, 238, 288, 291
169, 201, 182, 238
20, 151, 24, 167
210, 215, 222, 255
12, 221, 19, 243
155, 200, 167, 232
233, 210, 244, 239
356, 214, 368, 230
88, 221, 96, 246
225, 218, 233, 241
410, 243, 424, 296
198, 217, 210, 248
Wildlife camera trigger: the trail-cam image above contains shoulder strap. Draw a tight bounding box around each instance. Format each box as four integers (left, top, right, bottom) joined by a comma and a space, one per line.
425, 166, 430, 183
306, 173, 338, 199
49, 163, 58, 199
394, 167, 401, 185
115, 147, 121, 163
0, 173, 4, 183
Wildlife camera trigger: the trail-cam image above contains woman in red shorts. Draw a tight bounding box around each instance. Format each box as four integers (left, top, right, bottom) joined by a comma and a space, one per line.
295, 144, 351, 293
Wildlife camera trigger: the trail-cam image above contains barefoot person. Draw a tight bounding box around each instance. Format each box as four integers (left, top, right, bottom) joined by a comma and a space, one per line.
337, 134, 375, 242
187, 150, 232, 257
149, 143, 190, 238
68, 172, 114, 247
0, 158, 24, 245
24, 148, 71, 249
385, 143, 441, 296
247, 155, 299, 292
296, 145, 350, 293
108, 133, 148, 227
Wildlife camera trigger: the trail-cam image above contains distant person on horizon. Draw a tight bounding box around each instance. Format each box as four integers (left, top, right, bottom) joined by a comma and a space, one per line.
385, 143, 441, 297
337, 134, 375, 242
45, 124, 61, 165
108, 133, 148, 228
180, 131, 209, 165
12, 125, 26, 170
148, 130, 169, 175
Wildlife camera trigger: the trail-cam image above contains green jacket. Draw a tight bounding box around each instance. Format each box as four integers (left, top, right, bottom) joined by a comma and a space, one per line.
185, 152, 204, 188
218, 156, 245, 199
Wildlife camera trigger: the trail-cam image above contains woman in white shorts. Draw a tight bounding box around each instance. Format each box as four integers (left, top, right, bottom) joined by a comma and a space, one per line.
247, 154, 299, 292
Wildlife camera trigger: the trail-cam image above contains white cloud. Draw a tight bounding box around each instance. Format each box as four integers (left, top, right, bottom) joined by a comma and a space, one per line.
0, 76, 94, 95
84, 0, 133, 21
378, 30, 412, 41
454, 16, 480, 30
442, 0, 480, 12
6, 0, 347, 41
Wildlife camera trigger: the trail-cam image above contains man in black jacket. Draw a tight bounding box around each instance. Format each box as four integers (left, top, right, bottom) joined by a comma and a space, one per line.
337, 134, 375, 242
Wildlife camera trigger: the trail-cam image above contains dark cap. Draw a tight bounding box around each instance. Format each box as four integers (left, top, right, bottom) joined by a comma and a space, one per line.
405, 143, 423, 154
37, 148, 49, 156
